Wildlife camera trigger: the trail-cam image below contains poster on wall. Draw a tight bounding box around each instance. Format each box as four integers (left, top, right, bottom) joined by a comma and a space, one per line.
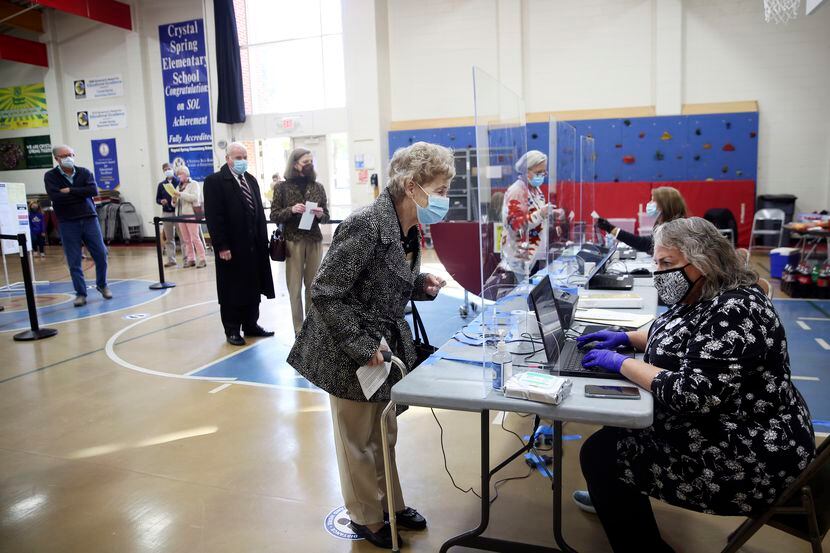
0, 83, 48, 130
91, 138, 120, 190
73, 75, 124, 100
77, 107, 127, 131
169, 144, 214, 181
0, 182, 30, 255
0, 136, 52, 170
158, 19, 212, 146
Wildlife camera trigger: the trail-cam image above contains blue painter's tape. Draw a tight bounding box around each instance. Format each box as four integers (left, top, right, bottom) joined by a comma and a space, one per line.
812, 419, 830, 427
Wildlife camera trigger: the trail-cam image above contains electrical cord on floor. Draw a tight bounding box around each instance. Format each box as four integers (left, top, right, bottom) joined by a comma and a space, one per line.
431, 408, 535, 505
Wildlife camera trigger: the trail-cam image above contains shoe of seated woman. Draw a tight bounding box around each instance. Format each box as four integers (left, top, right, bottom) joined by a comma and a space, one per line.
572, 490, 596, 514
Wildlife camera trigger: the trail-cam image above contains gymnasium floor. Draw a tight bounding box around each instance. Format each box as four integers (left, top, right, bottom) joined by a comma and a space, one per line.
0, 244, 827, 552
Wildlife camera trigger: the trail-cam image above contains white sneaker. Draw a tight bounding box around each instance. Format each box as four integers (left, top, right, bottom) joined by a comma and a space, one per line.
572, 491, 596, 514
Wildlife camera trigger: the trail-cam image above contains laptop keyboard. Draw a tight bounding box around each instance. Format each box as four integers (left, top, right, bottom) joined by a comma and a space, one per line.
562, 348, 588, 372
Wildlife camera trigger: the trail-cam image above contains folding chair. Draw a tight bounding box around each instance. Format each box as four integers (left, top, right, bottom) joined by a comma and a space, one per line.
722, 436, 830, 553
749, 208, 786, 253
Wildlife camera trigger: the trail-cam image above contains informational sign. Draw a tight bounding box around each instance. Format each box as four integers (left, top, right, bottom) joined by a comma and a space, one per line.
169, 144, 214, 181
0, 135, 52, 170
91, 138, 120, 190
159, 19, 212, 146
0, 83, 48, 130
73, 75, 124, 100
77, 107, 127, 131
0, 182, 30, 255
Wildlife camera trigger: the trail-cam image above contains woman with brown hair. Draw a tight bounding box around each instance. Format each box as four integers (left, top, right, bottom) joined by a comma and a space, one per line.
596, 186, 688, 253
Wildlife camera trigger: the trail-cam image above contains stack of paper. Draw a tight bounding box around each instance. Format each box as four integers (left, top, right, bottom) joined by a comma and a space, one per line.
577, 291, 643, 309
574, 308, 654, 329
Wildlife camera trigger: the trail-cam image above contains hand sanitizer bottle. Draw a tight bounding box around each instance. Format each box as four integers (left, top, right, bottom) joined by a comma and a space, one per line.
491, 338, 512, 391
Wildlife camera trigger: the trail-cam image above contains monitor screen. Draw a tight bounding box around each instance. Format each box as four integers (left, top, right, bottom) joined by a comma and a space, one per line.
528, 276, 566, 364
586, 242, 617, 280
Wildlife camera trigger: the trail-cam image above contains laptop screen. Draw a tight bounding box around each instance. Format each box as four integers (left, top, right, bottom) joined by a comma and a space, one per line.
528, 276, 566, 364
552, 287, 578, 330
586, 242, 618, 280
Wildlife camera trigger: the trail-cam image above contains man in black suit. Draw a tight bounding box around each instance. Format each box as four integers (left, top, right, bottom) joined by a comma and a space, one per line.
203, 142, 275, 346
44, 144, 111, 307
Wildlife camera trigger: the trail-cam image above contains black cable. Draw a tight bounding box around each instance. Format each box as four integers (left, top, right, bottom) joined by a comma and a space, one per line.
431, 408, 482, 500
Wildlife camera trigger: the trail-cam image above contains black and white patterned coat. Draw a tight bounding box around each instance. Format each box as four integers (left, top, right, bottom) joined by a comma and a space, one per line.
618, 285, 815, 515
287, 188, 434, 402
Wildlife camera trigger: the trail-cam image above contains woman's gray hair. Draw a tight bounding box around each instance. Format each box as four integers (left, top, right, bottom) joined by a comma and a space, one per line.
175, 165, 191, 177
386, 142, 455, 201
654, 217, 758, 301
514, 150, 547, 173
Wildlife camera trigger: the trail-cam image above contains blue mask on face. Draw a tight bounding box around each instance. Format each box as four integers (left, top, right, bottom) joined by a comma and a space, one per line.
413, 184, 450, 225
646, 201, 660, 217
232, 159, 248, 174
529, 174, 545, 187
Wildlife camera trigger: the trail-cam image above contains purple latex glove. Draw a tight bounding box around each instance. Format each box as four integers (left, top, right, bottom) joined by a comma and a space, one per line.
581, 349, 630, 373
576, 330, 630, 350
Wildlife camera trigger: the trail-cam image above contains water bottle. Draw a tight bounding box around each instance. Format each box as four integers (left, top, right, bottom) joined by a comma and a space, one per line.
491, 338, 512, 391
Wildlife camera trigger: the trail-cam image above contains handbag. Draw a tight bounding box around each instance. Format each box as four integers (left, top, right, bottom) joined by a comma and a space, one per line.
410, 301, 438, 367
269, 183, 290, 262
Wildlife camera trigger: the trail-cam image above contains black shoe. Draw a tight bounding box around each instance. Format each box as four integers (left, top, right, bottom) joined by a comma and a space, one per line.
243, 325, 274, 337
384, 507, 427, 530
349, 522, 402, 549
226, 333, 246, 346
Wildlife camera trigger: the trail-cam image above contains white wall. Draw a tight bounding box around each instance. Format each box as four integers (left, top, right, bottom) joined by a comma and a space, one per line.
684, 0, 830, 210
387, 0, 830, 211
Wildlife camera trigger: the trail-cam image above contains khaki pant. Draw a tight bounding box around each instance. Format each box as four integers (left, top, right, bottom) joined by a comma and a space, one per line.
285, 239, 322, 334
329, 396, 405, 526
162, 220, 177, 263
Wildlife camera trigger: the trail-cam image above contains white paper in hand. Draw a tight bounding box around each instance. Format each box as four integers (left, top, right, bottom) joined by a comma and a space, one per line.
591, 210, 600, 219
299, 201, 318, 230
356, 338, 391, 400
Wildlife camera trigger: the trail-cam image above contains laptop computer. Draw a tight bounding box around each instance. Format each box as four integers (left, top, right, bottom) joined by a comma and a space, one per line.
526, 277, 625, 380
586, 243, 634, 290
550, 287, 607, 337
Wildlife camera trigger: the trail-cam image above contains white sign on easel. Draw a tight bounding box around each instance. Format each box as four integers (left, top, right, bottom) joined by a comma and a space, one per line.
0, 182, 35, 292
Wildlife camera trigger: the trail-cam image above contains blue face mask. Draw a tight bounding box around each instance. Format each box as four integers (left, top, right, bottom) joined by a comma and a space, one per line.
529, 174, 545, 187
646, 201, 660, 217
232, 159, 248, 174
413, 184, 450, 225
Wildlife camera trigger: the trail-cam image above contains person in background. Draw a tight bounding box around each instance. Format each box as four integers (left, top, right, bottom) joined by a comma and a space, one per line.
44, 145, 111, 307
203, 142, 275, 346
288, 141, 451, 548
156, 162, 179, 267
595, 186, 687, 254
267, 172, 280, 204
574, 217, 815, 553
172, 166, 206, 269
28, 201, 46, 258
270, 148, 329, 335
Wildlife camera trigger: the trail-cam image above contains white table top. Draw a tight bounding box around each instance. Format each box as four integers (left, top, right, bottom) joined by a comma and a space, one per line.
392, 272, 658, 429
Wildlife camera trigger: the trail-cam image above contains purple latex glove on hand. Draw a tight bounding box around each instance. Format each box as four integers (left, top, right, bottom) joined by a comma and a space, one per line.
576, 330, 630, 350
581, 349, 630, 373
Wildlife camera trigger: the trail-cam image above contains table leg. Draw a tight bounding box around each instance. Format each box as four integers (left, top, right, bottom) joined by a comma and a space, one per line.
439, 412, 572, 553
552, 421, 578, 553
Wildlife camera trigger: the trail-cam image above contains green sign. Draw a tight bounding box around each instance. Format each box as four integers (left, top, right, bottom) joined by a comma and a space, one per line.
0, 135, 53, 170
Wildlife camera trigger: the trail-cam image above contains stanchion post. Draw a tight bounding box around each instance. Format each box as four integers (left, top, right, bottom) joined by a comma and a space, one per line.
149, 216, 176, 290
13, 233, 57, 341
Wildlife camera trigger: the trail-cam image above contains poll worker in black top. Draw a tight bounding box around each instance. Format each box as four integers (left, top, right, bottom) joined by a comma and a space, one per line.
595, 186, 688, 254
155, 162, 180, 267
44, 144, 111, 307
202, 142, 275, 346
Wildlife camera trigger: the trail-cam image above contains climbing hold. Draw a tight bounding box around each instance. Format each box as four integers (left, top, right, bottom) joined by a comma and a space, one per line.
623, 119, 631, 126
721, 165, 729, 173
725, 122, 732, 129
587, 133, 594, 139
613, 178, 620, 182
676, 154, 683, 160
661, 131, 672, 141
703, 143, 712, 150
693, 155, 701, 161
531, 133, 538, 139
615, 144, 622, 149
638, 132, 645, 139
655, 150, 665, 161
750, 131, 757, 138
449, 134, 456, 141
623, 155, 635, 164
736, 170, 743, 176
706, 177, 714, 182
695, 128, 702, 136
722, 143, 735, 152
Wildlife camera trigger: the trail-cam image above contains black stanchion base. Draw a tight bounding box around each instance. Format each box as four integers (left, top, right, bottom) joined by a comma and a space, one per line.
149, 282, 177, 290
14, 328, 58, 341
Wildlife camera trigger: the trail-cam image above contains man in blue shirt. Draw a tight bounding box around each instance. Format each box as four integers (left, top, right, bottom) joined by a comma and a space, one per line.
156, 162, 179, 267
44, 144, 111, 307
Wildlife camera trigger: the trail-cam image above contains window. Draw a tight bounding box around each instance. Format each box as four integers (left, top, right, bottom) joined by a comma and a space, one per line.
235, 0, 345, 114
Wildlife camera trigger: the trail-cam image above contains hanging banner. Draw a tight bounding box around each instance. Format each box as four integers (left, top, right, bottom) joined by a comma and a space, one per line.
73, 75, 124, 100
159, 19, 212, 146
0, 136, 52, 170
91, 138, 120, 190
0, 182, 30, 255
0, 83, 48, 130
77, 107, 127, 131
169, 144, 214, 181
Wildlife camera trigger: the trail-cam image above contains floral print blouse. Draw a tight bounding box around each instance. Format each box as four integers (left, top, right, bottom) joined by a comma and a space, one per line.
617, 285, 815, 515
500, 178, 546, 275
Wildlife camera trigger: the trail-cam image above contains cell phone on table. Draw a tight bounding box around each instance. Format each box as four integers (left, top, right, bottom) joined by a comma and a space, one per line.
584, 385, 641, 399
